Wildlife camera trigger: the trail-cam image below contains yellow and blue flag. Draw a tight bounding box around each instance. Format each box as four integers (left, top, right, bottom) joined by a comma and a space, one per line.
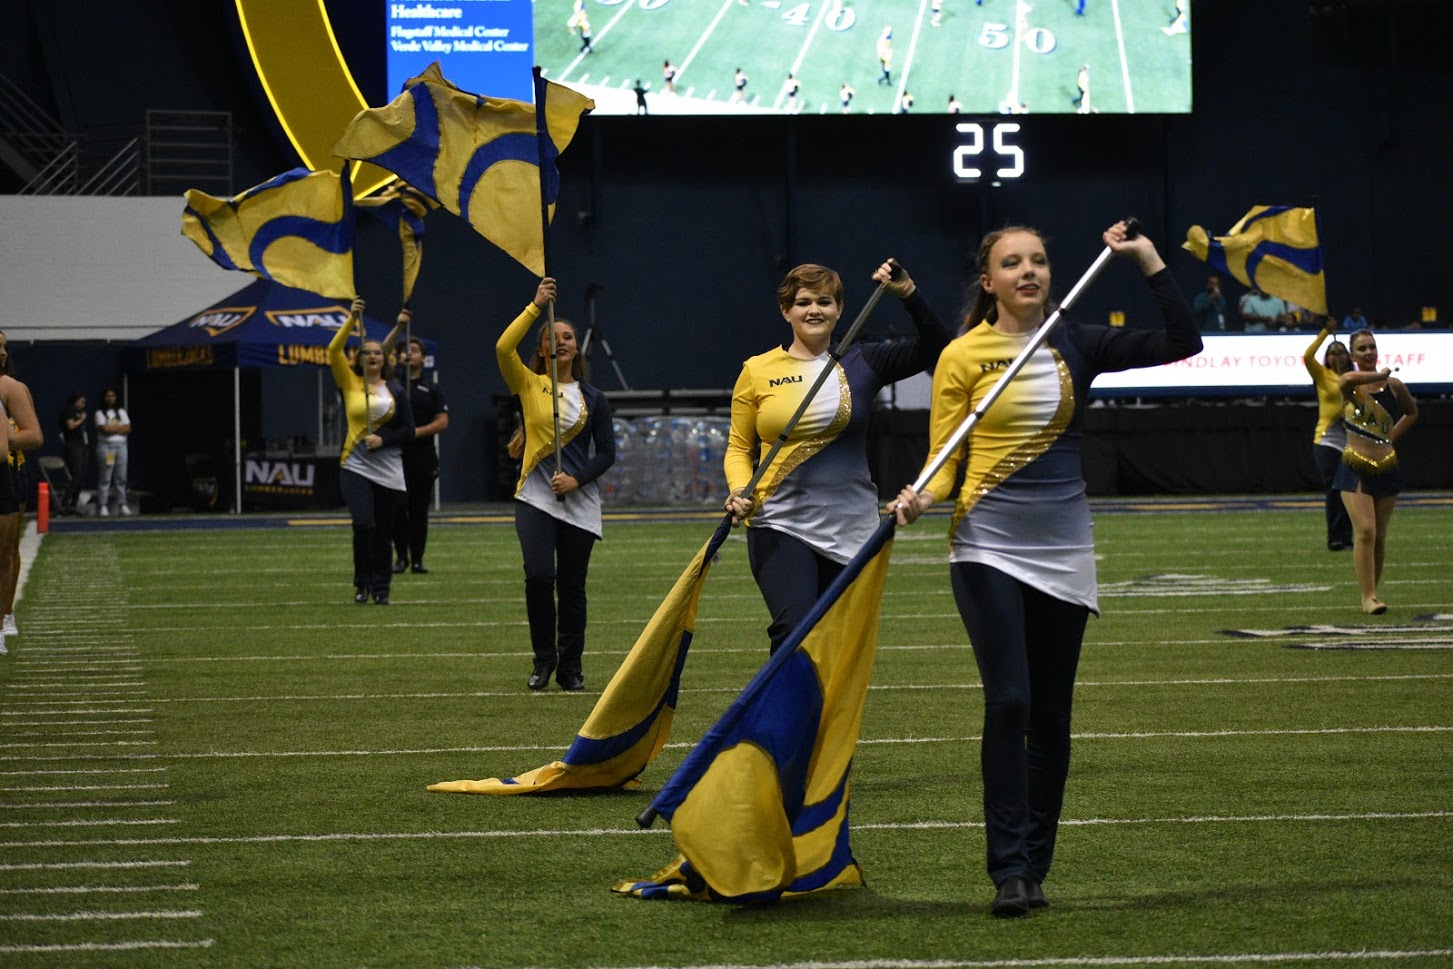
181, 167, 355, 300
427, 519, 734, 796
614, 519, 896, 903
332, 62, 593, 276
1184, 205, 1327, 314
355, 178, 438, 303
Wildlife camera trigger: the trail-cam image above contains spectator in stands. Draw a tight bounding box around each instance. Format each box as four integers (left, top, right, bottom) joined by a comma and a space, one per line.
724, 259, 948, 654
58, 393, 89, 514
1335, 328, 1418, 614
1192, 274, 1226, 331
94, 388, 131, 515
1303, 323, 1353, 550
1238, 286, 1285, 333
1342, 306, 1369, 331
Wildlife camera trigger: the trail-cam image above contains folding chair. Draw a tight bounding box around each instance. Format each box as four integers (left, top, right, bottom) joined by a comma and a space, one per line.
35, 456, 70, 514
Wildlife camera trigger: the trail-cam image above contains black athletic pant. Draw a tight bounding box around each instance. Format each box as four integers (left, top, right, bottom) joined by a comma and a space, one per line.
393, 456, 437, 566
746, 527, 845, 654
951, 561, 1089, 887
514, 501, 596, 678
62, 440, 88, 511
1313, 445, 1353, 549
339, 469, 402, 594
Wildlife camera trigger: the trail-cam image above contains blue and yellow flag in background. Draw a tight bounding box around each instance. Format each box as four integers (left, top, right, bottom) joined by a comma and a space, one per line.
332, 63, 593, 276
427, 519, 734, 796
1184, 205, 1327, 314
355, 178, 439, 303
181, 167, 355, 300
615, 519, 896, 903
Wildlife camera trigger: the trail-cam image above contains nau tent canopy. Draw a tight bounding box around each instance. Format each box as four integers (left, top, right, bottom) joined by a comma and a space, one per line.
124, 278, 434, 512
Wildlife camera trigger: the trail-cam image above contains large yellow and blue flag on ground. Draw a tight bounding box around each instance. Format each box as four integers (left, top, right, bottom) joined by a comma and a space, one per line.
1183, 205, 1327, 314
332, 62, 593, 277
614, 518, 896, 903
427, 519, 734, 795
181, 166, 355, 299
355, 178, 438, 303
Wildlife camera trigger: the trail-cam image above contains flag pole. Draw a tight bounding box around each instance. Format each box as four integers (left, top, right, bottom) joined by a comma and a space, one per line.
905, 218, 1140, 497
725, 261, 905, 525
534, 66, 566, 496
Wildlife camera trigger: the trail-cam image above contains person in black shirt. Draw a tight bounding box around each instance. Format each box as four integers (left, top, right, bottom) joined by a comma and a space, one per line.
386, 317, 449, 574
59, 393, 89, 514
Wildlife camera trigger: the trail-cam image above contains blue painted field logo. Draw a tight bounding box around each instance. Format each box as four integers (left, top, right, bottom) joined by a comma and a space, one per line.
1099, 573, 1329, 598
245, 460, 316, 488
1220, 616, 1453, 650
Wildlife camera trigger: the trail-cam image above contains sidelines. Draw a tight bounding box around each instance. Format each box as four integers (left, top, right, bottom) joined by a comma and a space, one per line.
4, 809, 1449, 851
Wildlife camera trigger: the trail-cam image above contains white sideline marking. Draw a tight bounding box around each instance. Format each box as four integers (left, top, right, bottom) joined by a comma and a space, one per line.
0, 801, 174, 807
0, 909, 202, 921
2, 725, 1448, 765
0, 767, 168, 775
0, 818, 178, 829
0, 882, 198, 894
3, 810, 1448, 851
0, 940, 214, 954
0, 783, 168, 792
2, 674, 1447, 713
4, 719, 155, 726
0, 859, 190, 871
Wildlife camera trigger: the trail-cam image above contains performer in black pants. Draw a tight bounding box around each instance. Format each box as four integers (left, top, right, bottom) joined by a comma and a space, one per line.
497, 277, 616, 692
391, 332, 449, 574
891, 222, 1201, 918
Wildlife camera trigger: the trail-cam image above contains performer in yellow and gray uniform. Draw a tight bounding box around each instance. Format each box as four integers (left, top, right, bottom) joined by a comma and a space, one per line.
724, 259, 949, 653
498, 277, 616, 692
1333, 328, 1418, 615
1303, 323, 1352, 550
890, 222, 1200, 918
329, 299, 415, 606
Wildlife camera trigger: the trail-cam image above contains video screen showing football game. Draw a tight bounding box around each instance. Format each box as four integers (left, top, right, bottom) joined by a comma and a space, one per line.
386, 0, 1191, 117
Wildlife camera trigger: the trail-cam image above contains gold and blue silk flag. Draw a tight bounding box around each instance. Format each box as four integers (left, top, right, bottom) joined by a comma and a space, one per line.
355, 178, 438, 303
1183, 205, 1327, 314
614, 519, 896, 903
332, 62, 593, 276
427, 519, 734, 795
181, 167, 355, 300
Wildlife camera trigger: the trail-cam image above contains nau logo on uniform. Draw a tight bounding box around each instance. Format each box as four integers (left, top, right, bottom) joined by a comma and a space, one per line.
266, 308, 351, 330
769, 375, 804, 387
980, 358, 1013, 373
244, 460, 316, 488
189, 306, 257, 337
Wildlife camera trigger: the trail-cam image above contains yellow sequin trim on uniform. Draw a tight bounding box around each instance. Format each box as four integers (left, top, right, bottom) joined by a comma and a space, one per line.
755, 362, 852, 507
1340, 447, 1398, 476
949, 348, 1076, 539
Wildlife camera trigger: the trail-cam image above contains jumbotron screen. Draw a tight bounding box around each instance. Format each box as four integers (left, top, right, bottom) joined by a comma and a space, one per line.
385, 0, 1193, 116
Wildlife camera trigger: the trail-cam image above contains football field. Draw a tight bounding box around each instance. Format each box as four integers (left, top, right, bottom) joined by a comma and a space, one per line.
1, 499, 1451, 966
536, 0, 1192, 115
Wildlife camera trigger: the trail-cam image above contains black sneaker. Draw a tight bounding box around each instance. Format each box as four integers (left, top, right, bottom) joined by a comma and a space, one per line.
354, 587, 370, 604
373, 590, 390, 605
410, 562, 429, 574
557, 673, 585, 692
393, 558, 408, 574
